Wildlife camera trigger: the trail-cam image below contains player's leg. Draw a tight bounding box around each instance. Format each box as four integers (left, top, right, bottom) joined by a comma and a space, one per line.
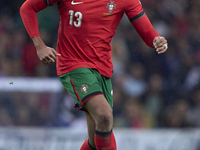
84, 95, 116, 150
80, 111, 96, 150
59, 68, 116, 150
85, 111, 96, 147
84, 94, 113, 131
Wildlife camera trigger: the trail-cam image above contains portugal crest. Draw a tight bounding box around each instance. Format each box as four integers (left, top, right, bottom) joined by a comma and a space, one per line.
81, 84, 88, 94
104, 0, 116, 16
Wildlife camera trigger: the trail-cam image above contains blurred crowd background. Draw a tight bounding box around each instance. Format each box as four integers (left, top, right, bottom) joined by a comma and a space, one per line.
0, 0, 200, 129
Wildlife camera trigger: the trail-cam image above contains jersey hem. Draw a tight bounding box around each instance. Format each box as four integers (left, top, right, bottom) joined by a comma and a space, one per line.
57, 64, 113, 78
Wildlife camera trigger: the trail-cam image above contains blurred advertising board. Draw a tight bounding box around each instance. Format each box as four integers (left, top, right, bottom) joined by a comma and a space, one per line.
0, 128, 199, 150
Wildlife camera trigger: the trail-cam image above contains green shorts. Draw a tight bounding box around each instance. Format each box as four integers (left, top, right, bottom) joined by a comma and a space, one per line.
59, 68, 113, 110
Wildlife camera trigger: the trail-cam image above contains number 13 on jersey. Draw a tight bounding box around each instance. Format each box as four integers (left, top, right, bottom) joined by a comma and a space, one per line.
69, 10, 83, 28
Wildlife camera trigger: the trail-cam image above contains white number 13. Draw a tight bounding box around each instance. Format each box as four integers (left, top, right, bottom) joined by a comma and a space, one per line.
69, 10, 82, 28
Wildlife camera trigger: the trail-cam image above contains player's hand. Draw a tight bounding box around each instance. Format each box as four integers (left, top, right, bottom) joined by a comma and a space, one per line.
153, 36, 168, 54
36, 46, 61, 65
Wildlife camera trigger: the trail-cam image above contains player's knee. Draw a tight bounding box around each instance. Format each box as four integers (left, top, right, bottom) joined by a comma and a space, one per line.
96, 109, 113, 126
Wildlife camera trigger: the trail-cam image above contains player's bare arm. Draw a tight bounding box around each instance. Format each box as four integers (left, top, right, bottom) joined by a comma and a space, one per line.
32, 36, 61, 65
153, 36, 168, 54
20, 0, 61, 65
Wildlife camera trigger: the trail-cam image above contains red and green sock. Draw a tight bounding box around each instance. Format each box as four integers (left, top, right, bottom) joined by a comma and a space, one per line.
80, 138, 96, 150
95, 130, 117, 150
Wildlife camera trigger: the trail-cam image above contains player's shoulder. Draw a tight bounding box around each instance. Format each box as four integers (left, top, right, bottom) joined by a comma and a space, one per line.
48, 0, 68, 5
113, 0, 141, 7
125, 0, 141, 4
123, 0, 142, 7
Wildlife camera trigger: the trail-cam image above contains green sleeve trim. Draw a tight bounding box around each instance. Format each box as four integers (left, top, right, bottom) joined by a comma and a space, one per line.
130, 11, 145, 22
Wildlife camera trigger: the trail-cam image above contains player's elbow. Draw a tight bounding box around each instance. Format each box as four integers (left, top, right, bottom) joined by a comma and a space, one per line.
20, 2, 27, 16
20, 1, 34, 16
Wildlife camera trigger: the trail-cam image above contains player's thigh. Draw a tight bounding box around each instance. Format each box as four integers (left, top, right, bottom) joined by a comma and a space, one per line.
84, 94, 113, 124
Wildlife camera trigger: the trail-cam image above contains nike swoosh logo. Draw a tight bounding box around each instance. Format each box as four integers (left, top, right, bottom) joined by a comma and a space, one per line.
71, 0, 84, 5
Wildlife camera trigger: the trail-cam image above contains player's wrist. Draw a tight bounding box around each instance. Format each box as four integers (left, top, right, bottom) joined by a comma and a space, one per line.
32, 36, 46, 49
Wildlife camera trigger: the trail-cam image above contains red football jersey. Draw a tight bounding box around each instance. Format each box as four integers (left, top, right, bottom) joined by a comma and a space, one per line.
46, 0, 144, 77
20, 0, 159, 78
